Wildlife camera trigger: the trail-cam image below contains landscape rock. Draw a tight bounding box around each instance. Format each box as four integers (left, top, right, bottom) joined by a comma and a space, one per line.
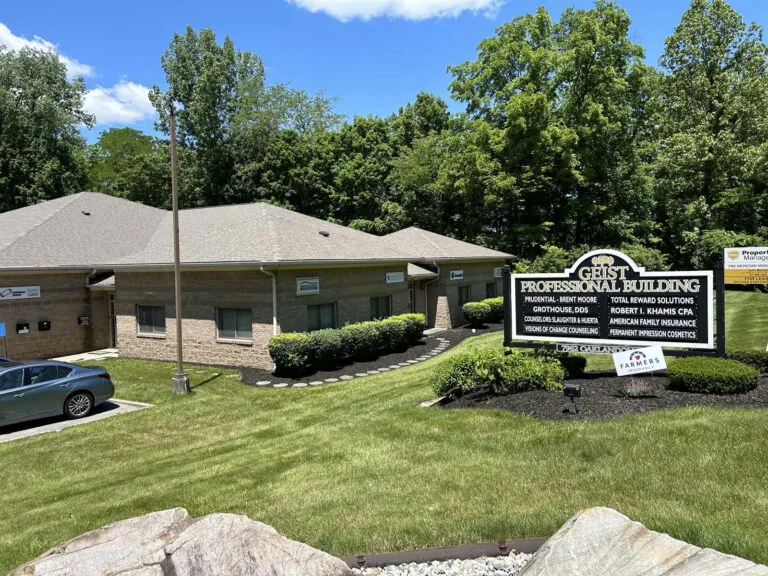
519, 507, 768, 576
11, 508, 351, 576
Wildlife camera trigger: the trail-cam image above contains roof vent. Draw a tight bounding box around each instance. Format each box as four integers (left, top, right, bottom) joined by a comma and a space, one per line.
82, 210, 91, 216
319, 230, 330, 237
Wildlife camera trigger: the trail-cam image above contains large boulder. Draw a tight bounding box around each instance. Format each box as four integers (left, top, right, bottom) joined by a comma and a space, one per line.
520, 507, 768, 576
11, 509, 351, 576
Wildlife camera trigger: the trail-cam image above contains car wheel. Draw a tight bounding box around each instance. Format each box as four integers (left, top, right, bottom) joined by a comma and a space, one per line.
65, 392, 93, 419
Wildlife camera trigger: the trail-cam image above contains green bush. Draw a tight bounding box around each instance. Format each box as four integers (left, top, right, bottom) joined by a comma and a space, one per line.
341, 322, 382, 359
309, 329, 343, 369
431, 353, 479, 399
378, 317, 409, 352
268, 333, 312, 376
519, 349, 587, 379
398, 313, 426, 344
463, 301, 491, 326
431, 348, 564, 399
667, 357, 760, 395
485, 297, 504, 322
728, 351, 768, 374
491, 351, 564, 395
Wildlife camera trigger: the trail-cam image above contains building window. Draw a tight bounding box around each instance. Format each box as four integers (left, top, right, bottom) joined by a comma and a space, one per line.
408, 283, 416, 313
308, 303, 337, 332
486, 282, 497, 299
458, 285, 472, 307
217, 309, 253, 341
137, 305, 165, 335
370, 296, 392, 320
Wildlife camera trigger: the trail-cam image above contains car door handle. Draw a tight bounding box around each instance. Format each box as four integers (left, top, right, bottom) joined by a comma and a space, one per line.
13, 393, 24, 398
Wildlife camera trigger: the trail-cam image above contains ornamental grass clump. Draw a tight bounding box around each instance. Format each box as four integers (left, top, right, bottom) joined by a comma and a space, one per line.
667, 357, 760, 395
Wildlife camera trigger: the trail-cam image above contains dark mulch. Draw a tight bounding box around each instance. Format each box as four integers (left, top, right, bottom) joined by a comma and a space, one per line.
443, 373, 768, 421
240, 322, 503, 386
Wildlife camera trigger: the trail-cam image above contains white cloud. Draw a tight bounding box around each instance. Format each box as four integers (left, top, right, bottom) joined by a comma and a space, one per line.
286, 0, 502, 21
0, 22, 94, 78
83, 81, 155, 125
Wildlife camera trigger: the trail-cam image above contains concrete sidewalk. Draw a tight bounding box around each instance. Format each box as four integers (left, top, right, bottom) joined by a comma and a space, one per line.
51, 348, 119, 363
0, 399, 152, 443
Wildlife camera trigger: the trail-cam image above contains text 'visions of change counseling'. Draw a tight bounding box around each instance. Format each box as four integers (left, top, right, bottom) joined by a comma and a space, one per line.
511, 251, 714, 349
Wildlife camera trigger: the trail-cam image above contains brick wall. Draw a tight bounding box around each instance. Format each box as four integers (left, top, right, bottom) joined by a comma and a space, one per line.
276, 265, 410, 333
115, 264, 411, 369
115, 270, 274, 368
0, 272, 110, 359
427, 261, 505, 329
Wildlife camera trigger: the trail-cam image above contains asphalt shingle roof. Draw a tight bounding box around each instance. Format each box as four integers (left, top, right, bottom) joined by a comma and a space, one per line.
0, 193, 512, 270
382, 227, 512, 261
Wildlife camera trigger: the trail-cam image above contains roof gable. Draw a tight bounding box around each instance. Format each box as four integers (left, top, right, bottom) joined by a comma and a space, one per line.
382, 227, 512, 261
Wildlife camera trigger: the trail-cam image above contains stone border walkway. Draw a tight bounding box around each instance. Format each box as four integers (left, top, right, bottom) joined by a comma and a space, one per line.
251, 337, 452, 389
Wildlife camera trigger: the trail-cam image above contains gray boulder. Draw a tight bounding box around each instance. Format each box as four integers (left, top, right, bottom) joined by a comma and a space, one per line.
11, 508, 351, 576
520, 507, 768, 576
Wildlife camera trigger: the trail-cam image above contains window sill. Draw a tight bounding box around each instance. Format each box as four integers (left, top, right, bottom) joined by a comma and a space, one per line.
137, 333, 166, 339
216, 338, 253, 346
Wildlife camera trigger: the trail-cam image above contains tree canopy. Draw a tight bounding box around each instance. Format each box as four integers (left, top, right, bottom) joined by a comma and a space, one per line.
1, 0, 766, 270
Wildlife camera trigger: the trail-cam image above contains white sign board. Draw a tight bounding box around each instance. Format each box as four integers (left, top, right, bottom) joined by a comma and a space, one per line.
450, 270, 464, 281
386, 272, 405, 284
494, 266, 506, 278
0, 286, 40, 301
296, 277, 320, 296
613, 345, 667, 377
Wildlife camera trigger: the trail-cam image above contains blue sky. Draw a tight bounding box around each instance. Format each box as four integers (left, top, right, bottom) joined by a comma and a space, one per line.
1, 0, 765, 141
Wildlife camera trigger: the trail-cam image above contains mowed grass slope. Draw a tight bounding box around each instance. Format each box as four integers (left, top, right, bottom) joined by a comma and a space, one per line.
0, 291, 766, 571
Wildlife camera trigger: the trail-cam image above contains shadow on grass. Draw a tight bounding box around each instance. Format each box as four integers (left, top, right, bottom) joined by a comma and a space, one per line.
191, 373, 223, 390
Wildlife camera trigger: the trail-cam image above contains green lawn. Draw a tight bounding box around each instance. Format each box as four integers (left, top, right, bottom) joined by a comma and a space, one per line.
0, 291, 767, 571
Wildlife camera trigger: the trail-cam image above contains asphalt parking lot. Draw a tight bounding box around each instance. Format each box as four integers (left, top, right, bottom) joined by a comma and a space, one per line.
0, 399, 152, 444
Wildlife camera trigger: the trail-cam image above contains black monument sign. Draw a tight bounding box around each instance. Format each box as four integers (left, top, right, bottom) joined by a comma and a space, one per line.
509, 250, 714, 349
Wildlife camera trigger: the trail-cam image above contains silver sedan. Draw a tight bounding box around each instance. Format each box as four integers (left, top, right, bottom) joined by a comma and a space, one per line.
0, 360, 114, 427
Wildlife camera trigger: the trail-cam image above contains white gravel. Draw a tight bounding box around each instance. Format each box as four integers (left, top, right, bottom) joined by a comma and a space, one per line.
352, 554, 531, 576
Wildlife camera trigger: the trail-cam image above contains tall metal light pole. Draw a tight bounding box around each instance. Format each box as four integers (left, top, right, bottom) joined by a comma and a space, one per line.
169, 103, 190, 394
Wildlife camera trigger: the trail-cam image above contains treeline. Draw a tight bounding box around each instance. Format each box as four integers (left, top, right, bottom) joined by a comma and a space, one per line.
1, 0, 767, 271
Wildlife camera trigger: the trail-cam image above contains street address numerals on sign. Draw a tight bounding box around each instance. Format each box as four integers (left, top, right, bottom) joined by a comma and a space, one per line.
510, 249, 714, 349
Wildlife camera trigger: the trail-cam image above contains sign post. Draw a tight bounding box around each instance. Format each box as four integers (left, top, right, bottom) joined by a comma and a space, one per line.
0, 322, 7, 358
505, 249, 718, 357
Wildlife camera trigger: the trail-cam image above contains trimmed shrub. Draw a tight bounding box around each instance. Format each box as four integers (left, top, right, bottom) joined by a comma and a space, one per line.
398, 313, 427, 345
341, 322, 381, 359
485, 297, 504, 322
309, 329, 343, 369
491, 351, 564, 395
431, 353, 479, 399
268, 333, 312, 376
728, 351, 768, 374
667, 357, 760, 395
378, 317, 409, 352
463, 301, 491, 327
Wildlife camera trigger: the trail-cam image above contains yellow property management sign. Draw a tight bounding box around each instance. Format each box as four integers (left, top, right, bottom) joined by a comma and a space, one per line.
724, 247, 768, 285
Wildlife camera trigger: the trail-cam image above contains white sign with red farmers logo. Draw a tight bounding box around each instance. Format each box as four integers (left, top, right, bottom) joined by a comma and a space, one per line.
613, 345, 667, 377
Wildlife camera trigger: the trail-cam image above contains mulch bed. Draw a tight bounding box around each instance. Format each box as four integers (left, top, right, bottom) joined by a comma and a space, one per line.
443, 373, 768, 421
240, 322, 503, 387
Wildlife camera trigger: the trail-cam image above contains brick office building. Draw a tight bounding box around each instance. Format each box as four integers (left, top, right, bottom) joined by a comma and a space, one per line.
0, 193, 511, 368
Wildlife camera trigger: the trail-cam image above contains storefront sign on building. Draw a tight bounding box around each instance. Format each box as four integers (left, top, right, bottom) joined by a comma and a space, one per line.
386, 272, 405, 284
0, 286, 40, 301
724, 247, 768, 285
510, 249, 713, 349
296, 277, 320, 296
450, 270, 464, 281
613, 346, 667, 377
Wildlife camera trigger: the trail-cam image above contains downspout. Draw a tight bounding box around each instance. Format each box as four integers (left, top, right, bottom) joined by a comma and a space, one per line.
423, 262, 441, 327
260, 266, 278, 336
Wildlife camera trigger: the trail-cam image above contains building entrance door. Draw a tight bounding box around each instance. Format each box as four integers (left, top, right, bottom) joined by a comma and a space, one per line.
108, 294, 117, 347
